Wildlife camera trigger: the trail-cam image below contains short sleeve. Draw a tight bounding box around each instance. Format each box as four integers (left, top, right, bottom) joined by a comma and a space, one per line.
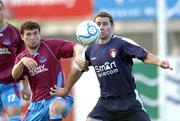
122, 37, 148, 61
44, 39, 75, 60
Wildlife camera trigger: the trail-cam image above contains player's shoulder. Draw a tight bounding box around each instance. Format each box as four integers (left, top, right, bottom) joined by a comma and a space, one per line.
43, 38, 73, 44
113, 35, 129, 42
114, 35, 139, 46
7, 22, 16, 27
7, 23, 19, 31
41, 38, 75, 50
109, 35, 124, 44
5, 23, 21, 36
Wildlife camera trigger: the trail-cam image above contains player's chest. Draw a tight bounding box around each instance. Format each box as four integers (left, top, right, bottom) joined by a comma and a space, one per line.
89, 46, 120, 65
32, 51, 52, 65
1, 29, 18, 44
0, 36, 17, 55
28, 51, 57, 76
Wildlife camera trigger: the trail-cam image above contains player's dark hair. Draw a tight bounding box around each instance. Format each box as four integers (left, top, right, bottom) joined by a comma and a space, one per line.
0, 1, 4, 8
94, 11, 114, 25
20, 20, 41, 35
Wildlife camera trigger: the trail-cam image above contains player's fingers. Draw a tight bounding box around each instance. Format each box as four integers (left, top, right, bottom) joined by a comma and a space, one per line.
50, 87, 56, 92
168, 66, 173, 70
169, 67, 173, 70
33, 60, 38, 66
160, 60, 173, 70
165, 61, 173, 70
50, 87, 60, 95
54, 85, 58, 89
25, 65, 31, 71
164, 61, 173, 70
30, 62, 38, 70
50, 91, 58, 96
50, 91, 55, 96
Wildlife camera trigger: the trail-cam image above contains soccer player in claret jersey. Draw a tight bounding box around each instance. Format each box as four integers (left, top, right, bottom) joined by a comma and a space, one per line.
50, 12, 173, 121
12, 20, 84, 121
0, 1, 28, 120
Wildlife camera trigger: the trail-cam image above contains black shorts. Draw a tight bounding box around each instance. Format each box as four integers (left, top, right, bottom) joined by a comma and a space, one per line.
88, 96, 151, 121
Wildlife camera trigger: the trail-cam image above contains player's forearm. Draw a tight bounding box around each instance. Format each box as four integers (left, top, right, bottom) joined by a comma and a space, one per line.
73, 43, 84, 59
144, 53, 173, 70
20, 76, 29, 88
143, 53, 161, 66
64, 68, 83, 93
12, 60, 24, 80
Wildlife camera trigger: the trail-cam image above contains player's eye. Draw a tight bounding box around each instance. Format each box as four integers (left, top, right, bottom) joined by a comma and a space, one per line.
25, 33, 31, 37
33, 31, 39, 36
96, 22, 101, 27
102, 22, 109, 26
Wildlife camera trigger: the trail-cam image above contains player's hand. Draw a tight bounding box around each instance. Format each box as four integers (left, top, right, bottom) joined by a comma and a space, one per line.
21, 57, 38, 71
50, 85, 68, 97
159, 60, 173, 70
21, 87, 31, 101
75, 58, 89, 71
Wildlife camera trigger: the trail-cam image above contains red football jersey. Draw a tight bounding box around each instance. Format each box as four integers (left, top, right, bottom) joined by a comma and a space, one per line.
15, 39, 75, 101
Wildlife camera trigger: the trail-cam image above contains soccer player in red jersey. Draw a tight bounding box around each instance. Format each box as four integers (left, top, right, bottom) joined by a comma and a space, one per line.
12, 20, 84, 121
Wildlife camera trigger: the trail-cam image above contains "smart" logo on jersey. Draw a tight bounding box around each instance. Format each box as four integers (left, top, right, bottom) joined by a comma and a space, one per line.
94, 61, 119, 77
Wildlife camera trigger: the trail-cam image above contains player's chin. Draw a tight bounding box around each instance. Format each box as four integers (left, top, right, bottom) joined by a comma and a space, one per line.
28, 42, 39, 49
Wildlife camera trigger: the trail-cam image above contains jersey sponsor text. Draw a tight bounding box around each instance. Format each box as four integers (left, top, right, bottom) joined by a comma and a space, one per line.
29, 64, 48, 76
95, 61, 119, 77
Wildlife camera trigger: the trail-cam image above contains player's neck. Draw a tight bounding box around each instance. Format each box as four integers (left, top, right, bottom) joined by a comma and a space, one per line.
28, 45, 40, 56
99, 35, 112, 44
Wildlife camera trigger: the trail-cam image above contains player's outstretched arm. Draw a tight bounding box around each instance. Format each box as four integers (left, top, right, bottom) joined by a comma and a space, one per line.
73, 43, 84, 59
50, 44, 88, 97
144, 53, 173, 70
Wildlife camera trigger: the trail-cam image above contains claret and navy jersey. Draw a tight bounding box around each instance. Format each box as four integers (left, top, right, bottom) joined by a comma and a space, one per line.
15, 39, 75, 101
85, 35, 148, 99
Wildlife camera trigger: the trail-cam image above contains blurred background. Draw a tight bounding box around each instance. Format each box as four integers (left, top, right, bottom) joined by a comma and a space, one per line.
2, 0, 180, 121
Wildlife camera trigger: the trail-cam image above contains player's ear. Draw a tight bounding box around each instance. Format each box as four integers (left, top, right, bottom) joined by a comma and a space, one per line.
20, 34, 23, 39
20, 34, 25, 41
